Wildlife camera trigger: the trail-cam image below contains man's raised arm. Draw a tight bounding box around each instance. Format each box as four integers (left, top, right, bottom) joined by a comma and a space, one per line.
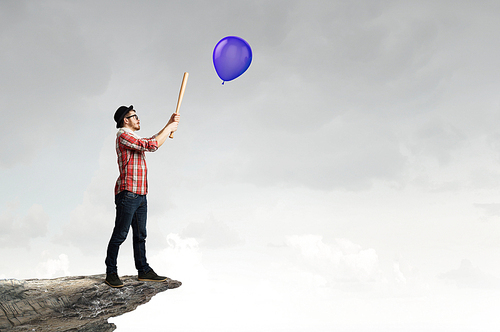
155, 113, 180, 147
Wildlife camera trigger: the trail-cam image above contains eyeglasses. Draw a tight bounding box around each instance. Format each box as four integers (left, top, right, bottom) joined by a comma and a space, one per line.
126, 114, 139, 120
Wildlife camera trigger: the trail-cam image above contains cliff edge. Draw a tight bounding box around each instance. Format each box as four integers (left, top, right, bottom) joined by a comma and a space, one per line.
0, 274, 181, 332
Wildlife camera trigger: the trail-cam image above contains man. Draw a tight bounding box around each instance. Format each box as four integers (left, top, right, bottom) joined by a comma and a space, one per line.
105, 105, 180, 288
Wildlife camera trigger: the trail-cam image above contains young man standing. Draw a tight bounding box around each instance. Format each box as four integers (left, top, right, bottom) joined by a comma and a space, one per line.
105, 105, 180, 288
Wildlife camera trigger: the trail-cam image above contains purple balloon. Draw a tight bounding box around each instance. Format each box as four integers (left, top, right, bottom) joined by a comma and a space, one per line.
213, 36, 252, 83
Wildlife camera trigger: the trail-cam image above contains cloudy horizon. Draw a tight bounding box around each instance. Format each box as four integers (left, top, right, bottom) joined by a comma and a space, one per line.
2, 0, 500, 331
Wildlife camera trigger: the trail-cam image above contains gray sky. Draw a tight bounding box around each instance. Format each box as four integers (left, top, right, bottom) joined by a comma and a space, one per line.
2, 0, 500, 330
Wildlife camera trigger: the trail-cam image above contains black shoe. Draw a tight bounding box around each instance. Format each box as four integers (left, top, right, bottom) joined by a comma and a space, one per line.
105, 273, 124, 288
138, 269, 167, 282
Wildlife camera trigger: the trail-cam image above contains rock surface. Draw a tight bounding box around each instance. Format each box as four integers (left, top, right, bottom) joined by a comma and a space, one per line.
0, 274, 181, 331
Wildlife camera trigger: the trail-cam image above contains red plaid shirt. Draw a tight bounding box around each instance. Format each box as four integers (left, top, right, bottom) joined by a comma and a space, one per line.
115, 128, 159, 195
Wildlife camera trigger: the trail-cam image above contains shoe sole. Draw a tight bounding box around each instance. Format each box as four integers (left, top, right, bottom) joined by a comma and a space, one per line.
138, 278, 168, 282
105, 280, 124, 288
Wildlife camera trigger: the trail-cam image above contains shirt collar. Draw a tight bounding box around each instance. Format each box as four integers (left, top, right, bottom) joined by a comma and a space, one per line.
117, 127, 142, 138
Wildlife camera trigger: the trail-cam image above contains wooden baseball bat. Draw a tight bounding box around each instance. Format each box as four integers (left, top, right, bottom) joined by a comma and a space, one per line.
169, 72, 189, 139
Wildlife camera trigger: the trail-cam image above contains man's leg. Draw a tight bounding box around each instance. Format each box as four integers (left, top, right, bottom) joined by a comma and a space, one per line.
132, 195, 167, 281
105, 191, 141, 275
131, 194, 151, 274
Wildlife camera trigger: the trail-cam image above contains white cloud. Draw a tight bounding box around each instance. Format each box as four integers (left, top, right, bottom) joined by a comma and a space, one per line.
475, 203, 500, 222
409, 119, 466, 165
58, 192, 114, 254
181, 215, 243, 249
149, 233, 207, 286
0, 1, 111, 167
57, 134, 117, 254
393, 261, 407, 284
286, 234, 381, 285
0, 201, 49, 248
36, 252, 70, 279
439, 259, 500, 289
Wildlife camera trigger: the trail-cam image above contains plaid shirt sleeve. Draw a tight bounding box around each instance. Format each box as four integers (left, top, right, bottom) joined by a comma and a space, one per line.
115, 131, 159, 195
118, 132, 159, 153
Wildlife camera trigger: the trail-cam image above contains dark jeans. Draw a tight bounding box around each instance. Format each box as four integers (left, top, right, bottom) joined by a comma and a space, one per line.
105, 190, 151, 275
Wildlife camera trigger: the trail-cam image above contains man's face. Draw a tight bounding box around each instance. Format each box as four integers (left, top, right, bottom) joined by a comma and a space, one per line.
124, 110, 140, 131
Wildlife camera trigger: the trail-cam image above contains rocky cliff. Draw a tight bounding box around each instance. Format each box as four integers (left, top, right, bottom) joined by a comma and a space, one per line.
0, 274, 181, 331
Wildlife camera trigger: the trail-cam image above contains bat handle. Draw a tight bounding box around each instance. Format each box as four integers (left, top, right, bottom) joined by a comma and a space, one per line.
170, 72, 189, 139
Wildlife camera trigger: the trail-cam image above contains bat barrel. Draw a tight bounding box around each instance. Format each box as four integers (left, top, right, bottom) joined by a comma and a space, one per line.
170, 72, 189, 139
